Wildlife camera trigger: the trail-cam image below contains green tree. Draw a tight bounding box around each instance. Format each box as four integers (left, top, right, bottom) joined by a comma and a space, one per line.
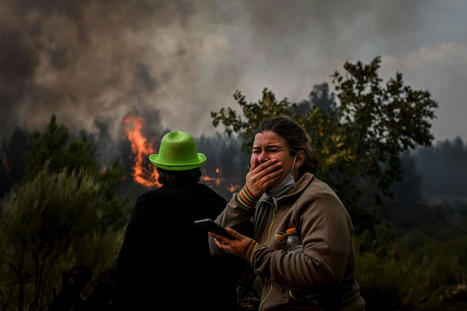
211, 57, 437, 232
26, 115, 127, 224
0, 115, 130, 310
0, 167, 127, 311
26, 115, 99, 178
0, 127, 31, 198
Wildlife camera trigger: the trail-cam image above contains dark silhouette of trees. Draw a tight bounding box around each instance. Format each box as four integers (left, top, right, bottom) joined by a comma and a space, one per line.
0, 127, 31, 197
416, 137, 467, 201
294, 82, 335, 114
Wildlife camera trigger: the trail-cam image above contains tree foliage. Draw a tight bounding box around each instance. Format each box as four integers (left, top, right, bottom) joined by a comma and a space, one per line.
0, 167, 127, 311
26, 115, 126, 211
0, 115, 130, 311
0, 127, 31, 198
26, 115, 99, 178
211, 57, 438, 232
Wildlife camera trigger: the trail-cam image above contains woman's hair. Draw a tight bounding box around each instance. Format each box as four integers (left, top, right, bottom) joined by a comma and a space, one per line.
255, 116, 318, 175
157, 167, 201, 185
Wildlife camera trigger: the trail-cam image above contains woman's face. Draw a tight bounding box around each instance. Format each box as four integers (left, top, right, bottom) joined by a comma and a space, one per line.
251, 131, 296, 188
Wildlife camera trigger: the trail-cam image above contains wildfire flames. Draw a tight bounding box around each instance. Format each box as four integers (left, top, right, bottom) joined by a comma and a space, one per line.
201, 168, 222, 186
122, 114, 161, 188
122, 115, 241, 192
201, 168, 241, 192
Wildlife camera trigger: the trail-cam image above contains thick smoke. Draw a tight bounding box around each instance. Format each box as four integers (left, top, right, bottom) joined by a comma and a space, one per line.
0, 0, 197, 139
0, 26, 38, 138
1, 0, 466, 141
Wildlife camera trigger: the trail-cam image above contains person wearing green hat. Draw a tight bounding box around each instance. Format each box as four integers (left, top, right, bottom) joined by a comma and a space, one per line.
114, 131, 240, 311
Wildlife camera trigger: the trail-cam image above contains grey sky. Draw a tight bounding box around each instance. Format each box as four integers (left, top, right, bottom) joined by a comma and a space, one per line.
1, 0, 466, 142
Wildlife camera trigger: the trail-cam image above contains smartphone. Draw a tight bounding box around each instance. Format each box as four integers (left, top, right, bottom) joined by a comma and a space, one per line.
194, 218, 235, 240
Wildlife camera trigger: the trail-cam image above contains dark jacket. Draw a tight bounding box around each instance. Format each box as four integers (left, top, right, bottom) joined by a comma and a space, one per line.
114, 182, 241, 311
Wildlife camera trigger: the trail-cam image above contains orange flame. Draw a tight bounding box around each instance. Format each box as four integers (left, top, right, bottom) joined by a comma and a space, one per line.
201, 168, 224, 186
122, 115, 161, 188
201, 175, 222, 186
201, 171, 241, 191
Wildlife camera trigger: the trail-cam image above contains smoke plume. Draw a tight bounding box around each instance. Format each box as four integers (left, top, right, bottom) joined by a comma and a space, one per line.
1, 0, 466, 141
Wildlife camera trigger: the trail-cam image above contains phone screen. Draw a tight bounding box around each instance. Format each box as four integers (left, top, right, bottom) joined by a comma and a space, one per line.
194, 218, 235, 240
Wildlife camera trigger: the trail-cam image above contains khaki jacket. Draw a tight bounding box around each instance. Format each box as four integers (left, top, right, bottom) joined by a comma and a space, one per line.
209, 173, 365, 311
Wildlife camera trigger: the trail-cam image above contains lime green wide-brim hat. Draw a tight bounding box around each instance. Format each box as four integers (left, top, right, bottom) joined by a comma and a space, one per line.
149, 131, 206, 171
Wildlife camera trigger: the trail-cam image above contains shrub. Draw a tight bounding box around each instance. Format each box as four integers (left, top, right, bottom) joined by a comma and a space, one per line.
355, 231, 467, 310
0, 167, 127, 311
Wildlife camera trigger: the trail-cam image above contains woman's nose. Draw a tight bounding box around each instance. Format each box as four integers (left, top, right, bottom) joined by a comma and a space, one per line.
258, 151, 269, 163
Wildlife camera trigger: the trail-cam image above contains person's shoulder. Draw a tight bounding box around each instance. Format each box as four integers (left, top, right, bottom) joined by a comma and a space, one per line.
137, 187, 163, 199
137, 184, 226, 203
195, 182, 220, 194
304, 177, 338, 198
134, 188, 165, 208
195, 183, 227, 203
125, 189, 163, 223
299, 177, 351, 216
297, 177, 345, 211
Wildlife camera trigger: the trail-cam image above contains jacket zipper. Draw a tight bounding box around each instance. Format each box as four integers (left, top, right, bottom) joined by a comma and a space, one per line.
257, 175, 314, 310
259, 283, 273, 311
259, 206, 277, 311
265, 205, 277, 242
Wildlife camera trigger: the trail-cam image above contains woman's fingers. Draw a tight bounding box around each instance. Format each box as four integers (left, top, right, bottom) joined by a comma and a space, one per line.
246, 159, 284, 196
211, 234, 236, 254
255, 166, 283, 187
213, 236, 230, 250
249, 158, 259, 172
260, 167, 283, 185
209, 232, 233, 245
249, 160, 282, 184
246, 158, 286, 197
250, 159, 278, 175
209, 229, 253, 258
257, 162, 282, 180
209, 228, 241, 243
226, 228, 243, 239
